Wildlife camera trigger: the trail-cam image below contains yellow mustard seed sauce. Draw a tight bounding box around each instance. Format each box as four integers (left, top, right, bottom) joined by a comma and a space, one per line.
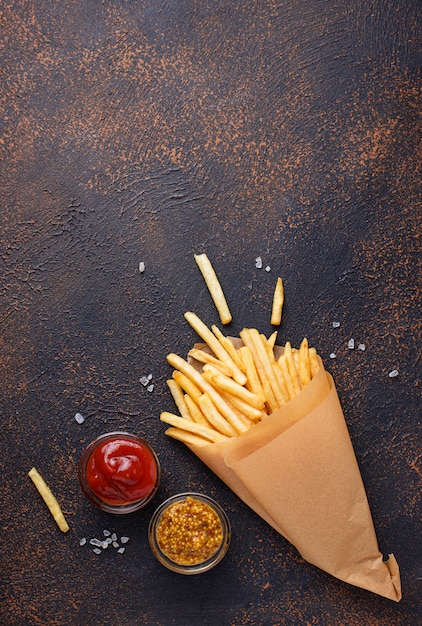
156, 496, 223, 566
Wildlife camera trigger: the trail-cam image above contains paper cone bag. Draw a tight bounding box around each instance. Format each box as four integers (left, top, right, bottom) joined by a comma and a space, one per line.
186, 348, 401, 601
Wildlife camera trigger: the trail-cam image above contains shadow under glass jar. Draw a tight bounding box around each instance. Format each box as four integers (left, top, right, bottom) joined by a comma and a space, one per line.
78, 432, 160, 514
148, 492, 231, 574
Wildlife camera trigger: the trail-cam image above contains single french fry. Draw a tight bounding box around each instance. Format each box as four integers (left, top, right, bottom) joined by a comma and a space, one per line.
184, 394, 212, 427
210, 371, 265, 409
167, 379, 193, 420
198, 394, 237, 437
277, 355, 296, 401
160, 411, 228, 443
164, 427, 211, 447
219, 390, 264, 421
28, 467, 69, 533
211, 325, 246, 371
218, 392, 257, 428
238, 346, 264, 399
271, 277, 284, 326
267, 330, 278, 350
309, 347, 320, 378
188, 348, 233, 376
172, 370, 202, 405
194, 253, 232, 324
298, 337, 311, 387
283, 342, 302, 395
251, 329, 286, 407
166, 353, 248, 434
184, 312, 246, 385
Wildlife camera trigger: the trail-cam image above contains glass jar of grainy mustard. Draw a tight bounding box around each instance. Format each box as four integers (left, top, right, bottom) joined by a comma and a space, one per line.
148, 493, 231, 574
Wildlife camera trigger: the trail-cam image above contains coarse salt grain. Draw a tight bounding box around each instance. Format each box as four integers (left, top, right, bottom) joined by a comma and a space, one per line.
111, 533, 118, 542
332, 321, 340, 328
348, 338, 355, 350
79, 538, 87, 546
103, 529, 111, 537
147, 384, 154, 392
388, 369, 399, 378
118, 547, 126, 554
139, 376, 150, 386
330, 353, 337, 359
93, 548, 102, 555
265, 265, 271, 272
358, 343, 366, 351
139, 261, 145, 273
120, 536, 129, 544
112, 541, 119, 549
255, 257, 263, 269
74, 412, 85, 424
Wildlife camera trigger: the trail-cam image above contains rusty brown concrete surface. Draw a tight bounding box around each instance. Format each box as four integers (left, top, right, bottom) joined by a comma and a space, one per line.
0, 1, 421, 625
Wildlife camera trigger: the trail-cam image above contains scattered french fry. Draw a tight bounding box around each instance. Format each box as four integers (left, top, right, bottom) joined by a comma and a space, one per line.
172, 370, 202, 405
198, 394, 238, 437
271, 277, 284, 326
194, 253, 232, 325
28, 467, 69, 533
188, 348, 233, 376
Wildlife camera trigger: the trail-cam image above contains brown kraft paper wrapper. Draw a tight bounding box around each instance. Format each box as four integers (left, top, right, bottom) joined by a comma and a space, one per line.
186, 344, 401, 601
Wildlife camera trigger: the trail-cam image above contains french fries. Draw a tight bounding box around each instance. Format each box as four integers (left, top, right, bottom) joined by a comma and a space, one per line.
194, 253, 232, 325
160, 312, 320, 447
271, 277, 284, 326
28, 467, 69, 533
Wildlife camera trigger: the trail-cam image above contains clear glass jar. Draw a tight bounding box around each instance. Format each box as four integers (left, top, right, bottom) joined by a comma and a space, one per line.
148, 492, 231, 574
78, 432, 160, 514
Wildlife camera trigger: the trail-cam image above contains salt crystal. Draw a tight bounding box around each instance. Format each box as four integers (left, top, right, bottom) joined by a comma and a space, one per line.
103, 529, 111, 537
79, 538, 87, 546
93, 548, 102, 555
330, 353, 337, 359
265, 266, 271, 272
111, 533, 118, 542
255, 257, 263, 269
348, 338, 355, 349
332, 321, 340, 328
118, 547, 126, 554
112, 541, 120, 549
388, 369, 399, 378
105, 537, 113, 544
101, 541, 109, 549
147, 373, 152, 381
139, 376, 150, 386
358, 343, 366, 351
147, 384, 154, 392
120, 536, 129, 544
74, 412, 85, 424
90, 538, 102, 547
139, 261, 145, 273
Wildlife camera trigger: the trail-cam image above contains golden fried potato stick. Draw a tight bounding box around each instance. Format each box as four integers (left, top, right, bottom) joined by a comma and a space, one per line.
198, 394, 238, 437
298, 337, 311, 387
184, 312, 246, 385
238, 345, 264, 399
211, 325, 246, 372
164, 427, 210, 447
28, 467, 69, 533
166, 353, 248, 434
309, 347, 320, 378
208, 370, 265, 409
188, 348, 233, 376
267, 331, 278, 350
194, 253, 232, 325
184, 394, 211, 427
277, 355, 296, 401
271, 277, 284, 326
172, 370, 202, 405
167, 379, 193, 420
283, 342, 302, 395
160, 411, 228, 443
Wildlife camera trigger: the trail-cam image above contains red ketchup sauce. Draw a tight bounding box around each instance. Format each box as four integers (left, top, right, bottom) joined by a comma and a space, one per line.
85, 437, 158, 505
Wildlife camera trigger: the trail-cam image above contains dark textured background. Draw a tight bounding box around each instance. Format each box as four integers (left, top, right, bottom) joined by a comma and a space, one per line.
1, 1, 421, 624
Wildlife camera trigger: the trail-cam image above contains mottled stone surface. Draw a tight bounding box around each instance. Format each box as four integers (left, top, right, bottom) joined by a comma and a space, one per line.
1, 1, 420, 624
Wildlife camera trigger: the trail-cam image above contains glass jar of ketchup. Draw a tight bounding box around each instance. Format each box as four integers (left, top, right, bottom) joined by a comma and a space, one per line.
78, 432, 160, 514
